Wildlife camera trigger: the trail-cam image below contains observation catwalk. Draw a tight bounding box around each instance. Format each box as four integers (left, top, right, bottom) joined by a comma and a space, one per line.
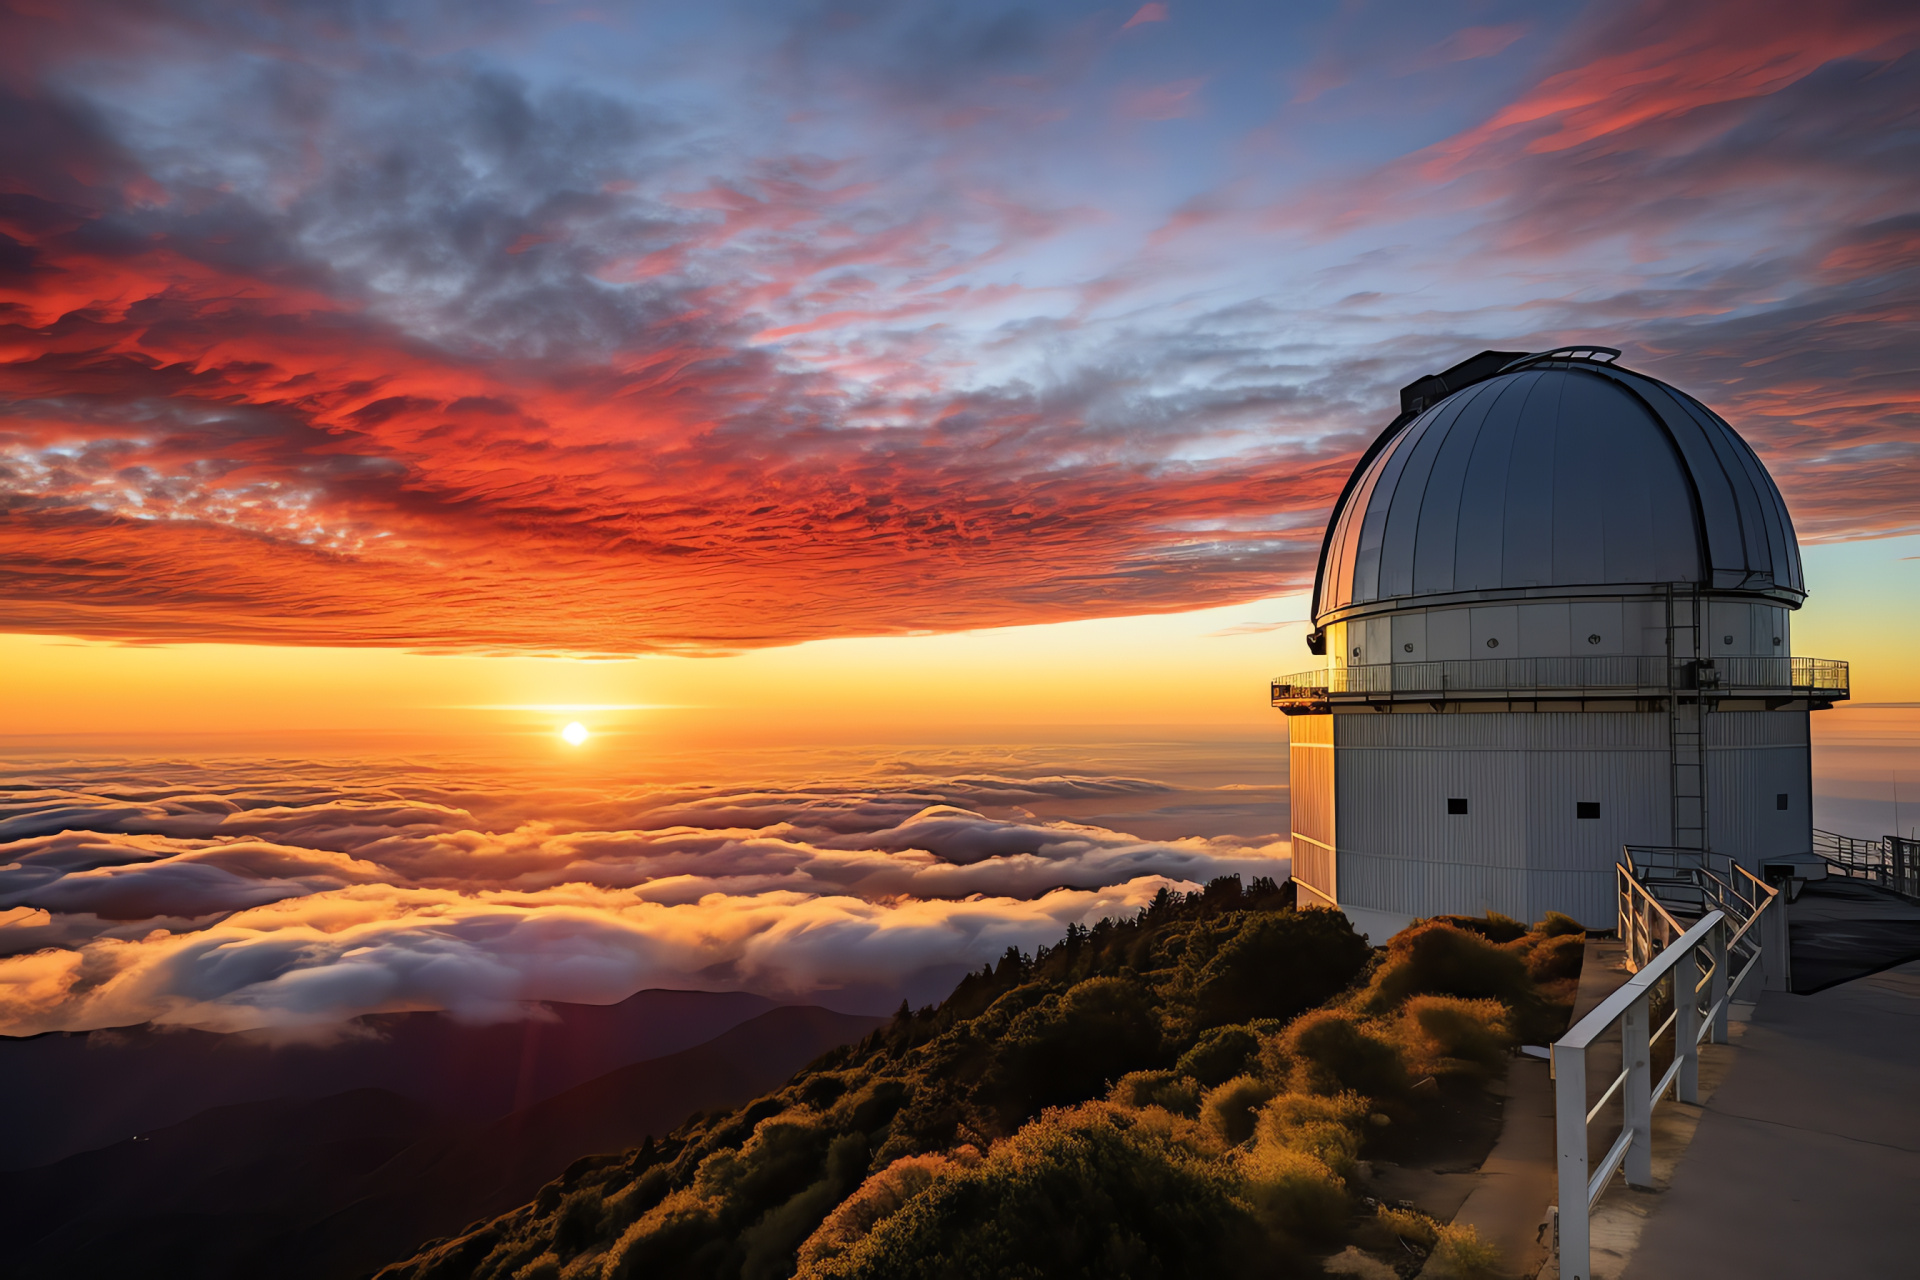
1618, 955, 1920, 1278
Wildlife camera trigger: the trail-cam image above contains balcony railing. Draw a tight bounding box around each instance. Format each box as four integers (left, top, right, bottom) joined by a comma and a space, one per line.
1813, 828, 1920, 901
1271, 655, 1848, 708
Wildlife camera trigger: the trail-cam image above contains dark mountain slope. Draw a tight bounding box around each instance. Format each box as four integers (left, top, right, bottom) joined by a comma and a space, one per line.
1, 987, 780, 1169
0, 1005, 883, 1280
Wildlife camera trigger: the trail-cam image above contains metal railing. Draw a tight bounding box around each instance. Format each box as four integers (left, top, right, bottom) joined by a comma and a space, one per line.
1617, 860, 1688, 972
1619, 847, 1781, 973
1271, 655, 1848, 705
1814, 828, 1920, 901
1552, 858, 1783, 1279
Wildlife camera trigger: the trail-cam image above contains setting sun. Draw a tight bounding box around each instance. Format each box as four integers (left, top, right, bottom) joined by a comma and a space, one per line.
560, 721, 590, 746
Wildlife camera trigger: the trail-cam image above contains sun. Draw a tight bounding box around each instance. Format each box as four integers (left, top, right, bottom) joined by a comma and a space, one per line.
560, 721, 590, 746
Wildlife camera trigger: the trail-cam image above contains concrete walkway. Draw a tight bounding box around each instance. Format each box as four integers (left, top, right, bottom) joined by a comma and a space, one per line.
1786, 877, 1920, 992
1427, 936, 1632, 1280
1617, 958, 1920, 1279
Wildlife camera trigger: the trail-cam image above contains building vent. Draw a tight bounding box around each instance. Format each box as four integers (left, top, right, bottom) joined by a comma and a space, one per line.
1447, 798, 1469, 815
1777, 794, 1790, 810
1577, 802, 1600, 819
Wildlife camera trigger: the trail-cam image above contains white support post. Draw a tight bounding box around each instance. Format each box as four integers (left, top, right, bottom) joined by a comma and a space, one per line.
1554, 1045, 1590, 1279
1675, 954, 1700, 1104
1762, 893, 1792, 993
1622, 992, 1654, 1190
1709, 919, 1729, 1044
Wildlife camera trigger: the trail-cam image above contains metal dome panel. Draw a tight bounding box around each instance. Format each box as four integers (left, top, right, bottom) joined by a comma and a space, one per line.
1314, 355, 1805, 623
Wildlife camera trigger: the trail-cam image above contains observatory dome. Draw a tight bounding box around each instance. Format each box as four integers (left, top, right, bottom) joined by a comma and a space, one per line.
1313, 349, 1804, 628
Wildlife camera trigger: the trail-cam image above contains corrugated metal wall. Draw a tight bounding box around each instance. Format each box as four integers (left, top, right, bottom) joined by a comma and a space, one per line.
1705, 710, 1811, 871
1287, 714, 1337, 904
1330, 711, 1669, 927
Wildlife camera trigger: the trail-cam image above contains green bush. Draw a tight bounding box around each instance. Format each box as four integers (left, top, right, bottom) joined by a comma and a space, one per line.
1176, 1024, 1267, 1087
795, 1151, 962, 1271
1187, 908, 1371, 1031
1536, 910, 1586, 938
1271, 1009, 1408, 1099
800, 1104, 1273, 1279
1375, 1204, 1438, 1248
1235, 1141, 1348, 1244
1199, 1074, 1274, 1146
1431, 1222, 1503, 1279
509, 1254, 560, 1280
1108, 1070, 1201, 1116
1253, 1091, 1368, 1179
1360, 921, 1532, 1012
1430, 912, 1528, 944
980, 976, 1165, 1117
1527, 932, 1586, 982
1394, 996, 1513, 1076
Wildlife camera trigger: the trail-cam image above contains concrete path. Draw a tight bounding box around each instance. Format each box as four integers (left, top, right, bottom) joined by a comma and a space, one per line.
1617, 959, 1920, 1279
1425, 936, 1633, 1280
1787, 877, 1920, 993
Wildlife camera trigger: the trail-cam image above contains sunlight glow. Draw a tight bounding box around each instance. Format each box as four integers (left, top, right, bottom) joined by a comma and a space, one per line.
561, 721, 590, 746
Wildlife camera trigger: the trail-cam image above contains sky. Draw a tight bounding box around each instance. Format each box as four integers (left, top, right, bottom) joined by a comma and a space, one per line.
2, 0, 1918, 1033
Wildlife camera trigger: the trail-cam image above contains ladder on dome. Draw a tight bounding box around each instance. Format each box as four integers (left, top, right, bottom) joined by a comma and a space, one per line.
1666, 584, 1706, 851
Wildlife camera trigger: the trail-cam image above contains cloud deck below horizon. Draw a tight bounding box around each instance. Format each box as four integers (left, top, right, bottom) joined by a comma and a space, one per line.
0, 755, 1289, 1036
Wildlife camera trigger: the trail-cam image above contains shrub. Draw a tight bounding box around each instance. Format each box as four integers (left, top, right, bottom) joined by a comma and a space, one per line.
1200, 1075, 1274, 1146
1536, 910, 1586, 938
801, 1104, 1273, 1279
982, 976, 1164, 1117
1236, 1141, 1348, 1243
1176, 1024, 1268, 1087
1431, 912, 1528, 944
510, 1254, 560, 1280
1526, 933, 1586, 983
1254, 1091, 1368, 1180
1375, 1204, 1438, 1248
1272, 1009, 1408, 1099
1431, 1222, 1503, 1279
1361, 921, 1531, 1012
1394, 996, 1513, 1077
1187, 908, 1372, 1031
796, 1152, 956, 1270
1108, 1070, 1201, 1116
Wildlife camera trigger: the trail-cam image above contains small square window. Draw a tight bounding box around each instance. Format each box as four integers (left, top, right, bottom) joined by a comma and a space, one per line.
1447, 798, 1469, 815
1777, 794, 1789, 811
1577, 802, 1600, 820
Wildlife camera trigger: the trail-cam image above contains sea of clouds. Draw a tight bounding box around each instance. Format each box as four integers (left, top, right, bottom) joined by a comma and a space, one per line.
0, 757, 1289, 1035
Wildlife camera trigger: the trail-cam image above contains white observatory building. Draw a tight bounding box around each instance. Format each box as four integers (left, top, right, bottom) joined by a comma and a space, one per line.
1274, 347, 1849, 940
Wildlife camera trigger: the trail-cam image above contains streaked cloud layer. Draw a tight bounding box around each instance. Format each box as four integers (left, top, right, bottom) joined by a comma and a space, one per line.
0, 756, 1287, 1034
1, 0, 1915, 653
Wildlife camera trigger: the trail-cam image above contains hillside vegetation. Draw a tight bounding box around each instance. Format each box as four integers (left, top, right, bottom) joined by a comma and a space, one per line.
377, 879, 1584, 1280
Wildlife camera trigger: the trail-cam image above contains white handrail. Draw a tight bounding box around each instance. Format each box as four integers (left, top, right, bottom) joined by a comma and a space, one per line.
1553, 869, 1783, 1280
1553, 910, 1725, 1279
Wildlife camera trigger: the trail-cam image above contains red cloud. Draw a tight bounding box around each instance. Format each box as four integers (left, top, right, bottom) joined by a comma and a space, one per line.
1122, 4, 1169, 32
1, 0, 1916, 655
1425, 0, 1918, 169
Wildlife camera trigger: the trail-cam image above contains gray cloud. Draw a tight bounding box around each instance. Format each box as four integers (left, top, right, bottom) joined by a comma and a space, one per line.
0, 759, 1288, 1035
